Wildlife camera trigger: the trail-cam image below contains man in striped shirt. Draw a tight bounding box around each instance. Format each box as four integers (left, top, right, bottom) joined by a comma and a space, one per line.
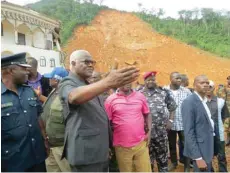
164, 72, 192, 171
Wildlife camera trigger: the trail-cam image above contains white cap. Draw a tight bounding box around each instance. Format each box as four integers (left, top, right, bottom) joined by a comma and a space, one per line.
209, 80, 215, 87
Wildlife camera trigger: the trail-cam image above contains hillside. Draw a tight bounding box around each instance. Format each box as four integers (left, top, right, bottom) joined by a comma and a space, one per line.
27, 0, 108, 45
136, 9, 230, 58
28, 0, 230, 58
63, 10, 230, 86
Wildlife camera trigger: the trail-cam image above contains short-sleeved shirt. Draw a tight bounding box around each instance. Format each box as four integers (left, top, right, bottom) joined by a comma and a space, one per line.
58, 72, 110, 165
164, 86, 191, 131
141, 87, 177, 138
104, 90, 149, 147
1, 82, 46, 172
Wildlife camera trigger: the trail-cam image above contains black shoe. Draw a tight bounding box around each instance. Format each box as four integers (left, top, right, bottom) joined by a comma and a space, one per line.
168, 163, 177, 171
189, 162, 193, 168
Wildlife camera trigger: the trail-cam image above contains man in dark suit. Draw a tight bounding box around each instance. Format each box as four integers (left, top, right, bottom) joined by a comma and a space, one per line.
182, 75, 214, 172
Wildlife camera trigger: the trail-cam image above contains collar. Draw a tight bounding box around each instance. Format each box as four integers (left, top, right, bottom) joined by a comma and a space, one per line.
165, 85, 183, 91
194, 91, 207, 102
69, 72, 88, 85
207, 95, 217, 102
116, 89, 134, 96
1, 81, 24, 95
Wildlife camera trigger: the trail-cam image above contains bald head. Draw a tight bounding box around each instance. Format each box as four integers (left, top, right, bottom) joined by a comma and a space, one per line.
69, 50, 92, 66
69, 50, 94, 80
193, 75, 209, 96
194, 75, 208, 85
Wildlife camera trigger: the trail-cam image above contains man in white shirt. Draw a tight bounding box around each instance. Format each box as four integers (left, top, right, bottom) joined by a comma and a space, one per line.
181, 75, 214, 172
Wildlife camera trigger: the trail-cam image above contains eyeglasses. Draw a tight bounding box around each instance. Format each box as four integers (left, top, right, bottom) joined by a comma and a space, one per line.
79, 60, 96, 66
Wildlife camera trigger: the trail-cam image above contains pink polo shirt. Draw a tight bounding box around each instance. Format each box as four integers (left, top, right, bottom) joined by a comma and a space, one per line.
104, 91, 150, 147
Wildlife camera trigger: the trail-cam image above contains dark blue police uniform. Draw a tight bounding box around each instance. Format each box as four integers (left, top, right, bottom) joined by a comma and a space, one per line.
1, 53, 47, 172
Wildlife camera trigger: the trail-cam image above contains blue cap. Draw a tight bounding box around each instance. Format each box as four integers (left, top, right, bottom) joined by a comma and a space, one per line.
1, 52, 31, 68
43, 67, 69, 80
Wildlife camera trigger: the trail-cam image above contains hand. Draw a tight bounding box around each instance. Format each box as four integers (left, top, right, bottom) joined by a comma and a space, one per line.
34, 86, 42, 98
144, 132, 151, 147
166, 120, 173, 130
196, 159, 207, 170
104, 66, 140, 88
44, 138, 50, 156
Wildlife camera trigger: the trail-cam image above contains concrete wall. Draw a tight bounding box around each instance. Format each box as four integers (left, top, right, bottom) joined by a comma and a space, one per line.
1, 20, 15, 44
33, 28, 45, 49
1, 43, 61, 74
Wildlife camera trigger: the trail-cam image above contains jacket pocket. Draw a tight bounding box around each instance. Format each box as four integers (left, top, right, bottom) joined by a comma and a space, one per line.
28, 100, 38, 107
79, 129, 101, 163
1, 146, 20, 160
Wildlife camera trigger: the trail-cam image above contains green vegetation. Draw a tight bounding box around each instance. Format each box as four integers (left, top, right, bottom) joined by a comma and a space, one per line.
27, 0, 108, 45
28, 0, 230, 58
135, 8, 230, 58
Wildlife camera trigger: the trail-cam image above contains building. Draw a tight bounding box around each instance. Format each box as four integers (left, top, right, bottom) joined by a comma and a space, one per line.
1, 1, 64, 74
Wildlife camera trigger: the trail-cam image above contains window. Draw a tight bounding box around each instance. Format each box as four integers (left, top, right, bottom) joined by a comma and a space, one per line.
1, 23, 3, 36
18, 33, 26, 45
50, 58, 55, 67
45, 40, 52, 50
40, 56, 46, 67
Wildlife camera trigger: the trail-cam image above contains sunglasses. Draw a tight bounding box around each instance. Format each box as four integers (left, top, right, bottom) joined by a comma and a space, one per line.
79, 60, 96, 66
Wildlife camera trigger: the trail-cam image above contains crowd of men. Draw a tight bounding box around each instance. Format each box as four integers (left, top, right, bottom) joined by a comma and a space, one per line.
1, 50, 230, 172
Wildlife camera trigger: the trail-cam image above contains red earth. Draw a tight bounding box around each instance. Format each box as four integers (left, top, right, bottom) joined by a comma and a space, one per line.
63, 10, 230, 86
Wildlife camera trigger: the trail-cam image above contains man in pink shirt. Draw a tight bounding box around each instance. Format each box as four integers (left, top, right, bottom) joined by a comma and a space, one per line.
104, 83, 152, 172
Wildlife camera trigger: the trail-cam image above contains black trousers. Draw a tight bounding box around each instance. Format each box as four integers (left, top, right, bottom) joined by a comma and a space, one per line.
25, 161, 47, 172
71, 161, 109, 172
168, 130, 190, 171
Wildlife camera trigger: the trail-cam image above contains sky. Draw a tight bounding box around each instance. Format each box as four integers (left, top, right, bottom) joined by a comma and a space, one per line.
4, 0, 230, 18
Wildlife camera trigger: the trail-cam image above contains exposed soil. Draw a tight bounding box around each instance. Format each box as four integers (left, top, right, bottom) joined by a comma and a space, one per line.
63, 10, 230, 86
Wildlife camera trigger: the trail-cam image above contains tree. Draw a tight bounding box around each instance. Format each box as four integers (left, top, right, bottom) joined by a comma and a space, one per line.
98, 0, 104, 6
137, 2, 142, 12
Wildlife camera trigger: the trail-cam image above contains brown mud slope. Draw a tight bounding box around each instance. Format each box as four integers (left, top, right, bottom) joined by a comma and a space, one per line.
63, 10, 230, 85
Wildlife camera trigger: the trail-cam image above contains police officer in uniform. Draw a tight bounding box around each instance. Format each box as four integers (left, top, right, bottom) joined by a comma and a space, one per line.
1, 53, 49, 172
141, 71, 177, 172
